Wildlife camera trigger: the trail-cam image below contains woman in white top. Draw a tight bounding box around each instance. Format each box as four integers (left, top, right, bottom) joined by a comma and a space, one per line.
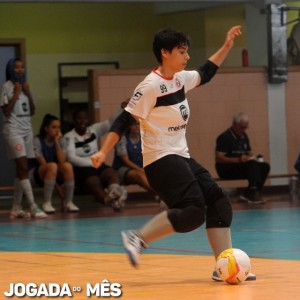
0, 58, 46, 219
90, 26, 256, 282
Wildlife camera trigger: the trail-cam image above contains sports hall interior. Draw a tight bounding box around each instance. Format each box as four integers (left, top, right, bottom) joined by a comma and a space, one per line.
0, 1, 300, 300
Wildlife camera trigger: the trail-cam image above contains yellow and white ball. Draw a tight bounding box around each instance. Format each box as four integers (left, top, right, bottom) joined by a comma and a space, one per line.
216, 248, 251, 285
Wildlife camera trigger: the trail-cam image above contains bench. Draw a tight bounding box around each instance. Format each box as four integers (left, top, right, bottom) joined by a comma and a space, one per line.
214, 173, 299, 198
214, 173, 298, 182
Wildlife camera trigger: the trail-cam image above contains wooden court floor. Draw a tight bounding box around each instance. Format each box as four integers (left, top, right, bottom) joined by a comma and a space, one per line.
1, 253, 300, 300
0, 193, 300, 299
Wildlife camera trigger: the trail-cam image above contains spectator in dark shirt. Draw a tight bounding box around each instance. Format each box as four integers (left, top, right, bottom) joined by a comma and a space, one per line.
215, 112, 270, 203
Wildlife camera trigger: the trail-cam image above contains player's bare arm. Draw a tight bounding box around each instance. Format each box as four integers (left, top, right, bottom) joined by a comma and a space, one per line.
90, 110, 138, 168
208, 25, 242, 67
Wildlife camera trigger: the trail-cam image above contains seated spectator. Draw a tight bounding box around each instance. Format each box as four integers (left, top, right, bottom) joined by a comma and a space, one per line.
63, 108, 127, 211
112, 120, 161, 201
215, 112, 270, 203
29, 114, 79, 213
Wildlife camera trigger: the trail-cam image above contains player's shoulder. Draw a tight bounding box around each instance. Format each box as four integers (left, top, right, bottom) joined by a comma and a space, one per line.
2, 80, 13, 90
63, 129, 75, 138
176, 69, 199, 80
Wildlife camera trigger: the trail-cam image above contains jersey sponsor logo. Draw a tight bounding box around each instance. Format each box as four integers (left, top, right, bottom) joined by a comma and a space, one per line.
15, 143, 23, 152
168, 123, 187, 132
179, 104, 188, 121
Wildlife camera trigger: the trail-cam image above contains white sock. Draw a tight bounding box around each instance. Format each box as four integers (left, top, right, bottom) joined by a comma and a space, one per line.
43, 179, 55, 204
12, 178, 23, 210
19, 179, 36, 209
64, 180, 75, 205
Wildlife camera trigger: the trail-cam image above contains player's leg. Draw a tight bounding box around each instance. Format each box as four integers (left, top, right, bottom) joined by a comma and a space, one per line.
122, 155, 206, 267
36, 162, 57, 213
191, 159, 256, 281
58, 162, 79, 212
6, 134, 46, 218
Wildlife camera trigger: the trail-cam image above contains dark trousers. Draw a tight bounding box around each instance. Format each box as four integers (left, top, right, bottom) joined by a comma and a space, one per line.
216, 160, 270, 191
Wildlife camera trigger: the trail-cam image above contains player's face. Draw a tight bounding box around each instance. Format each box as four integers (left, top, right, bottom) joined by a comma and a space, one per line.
167, 45, 190, 72
45, 120, 61, 139
14, 60, 25, 80
233, 120, 249, 136
74, 111, 89, 135
130, 122, 140, 134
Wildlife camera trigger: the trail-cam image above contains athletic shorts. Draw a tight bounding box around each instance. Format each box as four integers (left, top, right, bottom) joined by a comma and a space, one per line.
144, 154, 220, 209
28, 167, 63, 188
4, 133, 35, 160
73, 164, 111, 189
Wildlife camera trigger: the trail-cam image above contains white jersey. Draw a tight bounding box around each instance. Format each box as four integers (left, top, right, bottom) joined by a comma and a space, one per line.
0, 80, 33, 138
63, 109, 122, 167
125, 69, 200, 167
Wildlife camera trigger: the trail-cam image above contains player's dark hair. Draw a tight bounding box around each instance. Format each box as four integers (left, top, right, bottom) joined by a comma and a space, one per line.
72, 108, 88, 121
6, 57, 27, 84
39, 114, 59, 138
152, 28, 191, 64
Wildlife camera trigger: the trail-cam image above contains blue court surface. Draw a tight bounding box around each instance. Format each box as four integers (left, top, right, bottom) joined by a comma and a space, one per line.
1, 207, 299, 261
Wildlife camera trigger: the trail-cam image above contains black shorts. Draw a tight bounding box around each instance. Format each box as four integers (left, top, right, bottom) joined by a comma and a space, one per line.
144, 154, 221, 209
73, 164, 110, 189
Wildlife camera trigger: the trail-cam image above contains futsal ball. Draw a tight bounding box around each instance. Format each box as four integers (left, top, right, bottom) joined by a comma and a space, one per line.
216, 248, 251, 285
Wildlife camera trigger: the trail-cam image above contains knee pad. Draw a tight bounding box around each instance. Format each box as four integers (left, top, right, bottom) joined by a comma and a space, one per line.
206, 196, 232, 228
168, 205, 206, 233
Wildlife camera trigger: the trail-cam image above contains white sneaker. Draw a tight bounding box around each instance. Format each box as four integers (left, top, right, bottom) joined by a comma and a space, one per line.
112, 186, 127, 211
31, 207, 47, 218
212, 270, 256, 281
121, 230, 147, 268
42, 202, 56, 214
64, 202, 80, 212
10, 209, 30, 219
106, 184, 127, 211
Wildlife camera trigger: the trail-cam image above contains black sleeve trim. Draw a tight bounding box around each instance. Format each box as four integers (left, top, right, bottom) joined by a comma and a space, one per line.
197, 60, 219, 85
110, 109, 136, 137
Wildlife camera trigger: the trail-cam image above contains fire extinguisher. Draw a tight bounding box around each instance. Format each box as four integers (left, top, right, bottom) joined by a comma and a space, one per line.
242, 49, 249, 67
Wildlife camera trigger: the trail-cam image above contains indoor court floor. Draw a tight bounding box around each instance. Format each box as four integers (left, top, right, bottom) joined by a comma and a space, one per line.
0, 192, 299, 300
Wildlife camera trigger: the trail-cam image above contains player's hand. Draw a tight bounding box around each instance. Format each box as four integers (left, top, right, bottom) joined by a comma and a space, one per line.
54, 131, 63, 145
14, 82, 22, 96
225, 25, 242, 48
22, 83, 30, 95
90, 151, 106, 169
55, 130, 63, 140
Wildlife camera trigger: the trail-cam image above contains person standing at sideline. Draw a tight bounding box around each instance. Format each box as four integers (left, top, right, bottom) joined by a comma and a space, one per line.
91, 25, 256, 281
215, 112, 270, 204
30, 114, 79, 213
0, 58, 46, 219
